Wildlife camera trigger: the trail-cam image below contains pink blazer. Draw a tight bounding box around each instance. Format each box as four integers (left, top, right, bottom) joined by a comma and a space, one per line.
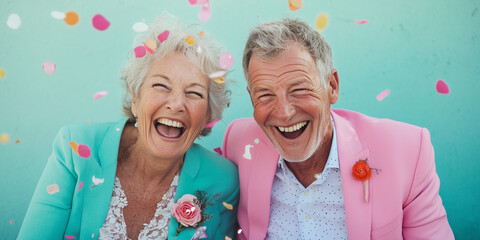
222, 109, 454, 240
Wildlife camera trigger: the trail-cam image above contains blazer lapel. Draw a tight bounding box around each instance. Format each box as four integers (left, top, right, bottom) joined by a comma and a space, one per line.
80, 118, 126, 238
167, 144, 200, 239
332, 110, 372, 240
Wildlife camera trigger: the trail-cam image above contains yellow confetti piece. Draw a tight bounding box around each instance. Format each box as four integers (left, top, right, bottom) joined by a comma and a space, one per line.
225, 237, 232, 240
214, 77, 225, 84
69, 141, 79, 154
223, 202, 233, 210
64, 11, 79, 26
185, 35, 194, 45
0, 67, 5, 78
315, 13, 328, 31
47, 184, 60, 194
0, 133, 10, 144
288, 0, 303, 11
144, 37, 157, 52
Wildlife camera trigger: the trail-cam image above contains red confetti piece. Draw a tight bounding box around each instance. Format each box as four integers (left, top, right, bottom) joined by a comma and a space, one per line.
213, 147, 222, 155
436, 79, 450, 94
92, 14, 110, 31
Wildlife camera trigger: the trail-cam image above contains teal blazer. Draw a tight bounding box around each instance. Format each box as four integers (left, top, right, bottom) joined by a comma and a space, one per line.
18, 118, 239, 240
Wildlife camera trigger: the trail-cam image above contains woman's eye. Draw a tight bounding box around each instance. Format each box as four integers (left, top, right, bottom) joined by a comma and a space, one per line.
153, 83, 169, 90
186, 91, 204, 98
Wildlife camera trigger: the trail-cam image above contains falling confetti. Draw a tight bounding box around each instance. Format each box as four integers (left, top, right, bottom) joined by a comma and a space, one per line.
205, 119, 219, 128
132, 22, 148, 32
116, 128, 120, 131
185, 35, 195, 45
243, 144, 253, 160
134, 46, 146, 58
225, 237, 232, 240
198, 2, 211, 22
157, 30, 169, 42
0, 133, 10, 144
77, 181, 84, 190
7, 14, 21, 29
64, 11, 79, 26
219, 52, 234, 69
43, 61, 56, 74
354, 19, 369, 24
436, 79, 450, 94
69, 141, 79, 154
223, 202, 233, 210
92, 233, 94, 238
0, 67, 5, 78
214, 77, 225, 84
51, 11, 66, 20
376, 89, 390, 101
9, 220, 14, 224
47, 184, 60, 194
198, 31, 205, 36
254, 138, 259, 144
213, 147, 222, 155
314, 173, 321, 179
92, 176, 104, 187
288, 0, 303, 11
315, 13, 328, 31
78, 144, 91, 158
237, 229, 243, 234
64, 235, 76, 239
208, 71, 226, 79
15, 140, 20, 144
92, 14, 110, 31
93, 91, 108, 100
143, 38, 157, 53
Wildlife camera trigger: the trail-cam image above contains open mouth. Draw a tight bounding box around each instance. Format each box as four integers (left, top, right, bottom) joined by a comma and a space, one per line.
276, 121, 309, 139
154, 118, 185, 139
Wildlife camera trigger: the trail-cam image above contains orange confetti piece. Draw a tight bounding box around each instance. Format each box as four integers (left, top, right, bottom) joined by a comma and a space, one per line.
144, 37, 157, 53
15, 139, 20, 144
64, 11, 79, 26
225, 237, 232, 240
69, 141, 79, 154
47, 184, 60, 194
0, 67, 5, 78
315, 13, 328, 31
185, 35, 194, 45
214, 76, 225, 84
288, 0, 303, 11
223, 202, 233, 210
0, 133, 9, 144
198, 31, 205, 36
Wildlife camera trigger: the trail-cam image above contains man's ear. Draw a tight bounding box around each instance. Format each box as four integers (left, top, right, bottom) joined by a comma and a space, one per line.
247, 86, 254, 105
328, 69, 339, 105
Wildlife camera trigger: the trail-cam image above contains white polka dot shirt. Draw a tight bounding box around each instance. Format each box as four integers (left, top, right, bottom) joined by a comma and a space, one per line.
266, 121, 348, 240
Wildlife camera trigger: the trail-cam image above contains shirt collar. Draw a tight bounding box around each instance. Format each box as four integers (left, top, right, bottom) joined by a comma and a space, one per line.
278, 115, 339, 170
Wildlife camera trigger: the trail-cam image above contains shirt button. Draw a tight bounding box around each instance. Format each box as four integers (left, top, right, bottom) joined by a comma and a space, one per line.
303, 191, 309, 196
305, 214, 311, 220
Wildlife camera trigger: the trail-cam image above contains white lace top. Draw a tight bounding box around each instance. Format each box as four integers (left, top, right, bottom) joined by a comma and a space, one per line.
98, 174, 179, 240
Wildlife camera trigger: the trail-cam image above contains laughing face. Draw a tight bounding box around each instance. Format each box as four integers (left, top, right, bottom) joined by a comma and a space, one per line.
248, 44, 339, 162
131, 52, 210, 161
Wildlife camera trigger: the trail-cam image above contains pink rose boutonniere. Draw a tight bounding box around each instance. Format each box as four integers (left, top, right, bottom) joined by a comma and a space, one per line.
172, 190, 220, 237
352, 159, 381, 203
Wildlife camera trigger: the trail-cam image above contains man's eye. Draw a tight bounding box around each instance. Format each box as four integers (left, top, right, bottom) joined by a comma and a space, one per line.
258, 94, 273, 100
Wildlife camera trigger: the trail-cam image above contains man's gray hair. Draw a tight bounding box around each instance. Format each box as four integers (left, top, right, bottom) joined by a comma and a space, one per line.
120, 13, 230, 136
242, 18, 334, 89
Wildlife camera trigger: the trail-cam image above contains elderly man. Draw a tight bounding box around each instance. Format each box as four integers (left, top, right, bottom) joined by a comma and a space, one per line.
222, 18, 454, 240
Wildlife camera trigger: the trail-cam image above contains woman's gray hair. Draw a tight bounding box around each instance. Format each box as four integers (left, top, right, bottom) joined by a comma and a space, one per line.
242, 18, 334, 89
121, 13, 231, 136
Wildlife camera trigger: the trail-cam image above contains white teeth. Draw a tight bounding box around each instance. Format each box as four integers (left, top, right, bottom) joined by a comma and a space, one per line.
277, 121, 307, 133
157, 118, 183, 128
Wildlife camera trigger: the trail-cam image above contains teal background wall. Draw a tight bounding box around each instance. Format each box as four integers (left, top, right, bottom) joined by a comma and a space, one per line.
1, 0, 479, 239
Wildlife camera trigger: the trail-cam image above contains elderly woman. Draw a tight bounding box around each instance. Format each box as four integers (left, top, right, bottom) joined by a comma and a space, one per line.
18, 14, 238, 240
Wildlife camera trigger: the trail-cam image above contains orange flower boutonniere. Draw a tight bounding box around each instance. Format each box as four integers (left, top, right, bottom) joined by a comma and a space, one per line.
352, 159, 380, 203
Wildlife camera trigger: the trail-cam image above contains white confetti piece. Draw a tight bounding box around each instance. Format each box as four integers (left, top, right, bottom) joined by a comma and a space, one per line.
254, 138, 259, 144
51, 11, 66, 20
132, 22, 148, 32
314, 173, 321, 179
47, 184, 60, 194
92, 176, 104, 186
208, 71, 226, 79
7, 14, 21, 30
243, 144, 253, 160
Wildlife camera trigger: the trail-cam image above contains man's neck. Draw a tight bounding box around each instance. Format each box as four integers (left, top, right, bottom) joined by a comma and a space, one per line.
285, 128, 334, 188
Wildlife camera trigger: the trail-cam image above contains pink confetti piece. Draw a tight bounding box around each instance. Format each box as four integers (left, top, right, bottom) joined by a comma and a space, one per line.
93, 91, 108, 100
78, 144, 91, 158
198, 2, 211, 22
213, 147, 222, 155
92, 14, 110, 31
77, 181, 84, 190
189, 0, 208, 5
47, 184, 60, 194
43, 61, 56, 75
134, 46, 146, 58
157, 30, 170, 43
205, 119, 219, 128
376, 89, 390, 101
436, 79, 450, 94
354, 19, 369, 24
65, 235, 76, 239
9, 220, 14, 224
219, 52, 234, 69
